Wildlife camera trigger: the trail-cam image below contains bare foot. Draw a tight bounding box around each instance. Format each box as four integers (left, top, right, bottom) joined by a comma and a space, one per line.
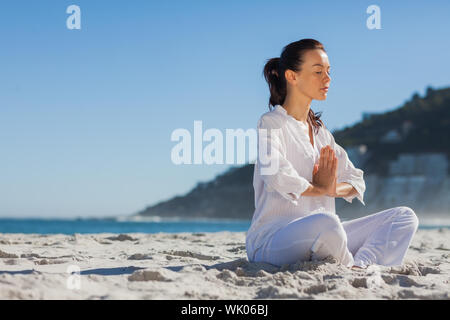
351, 265, 365, 269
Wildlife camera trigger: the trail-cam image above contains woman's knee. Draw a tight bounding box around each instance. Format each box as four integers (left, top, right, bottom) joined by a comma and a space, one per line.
278, 213, 342, 242
310, 216, 349, 262
395, 206, 419, 230
310, 213, 342, 229
313, 213, 348, 244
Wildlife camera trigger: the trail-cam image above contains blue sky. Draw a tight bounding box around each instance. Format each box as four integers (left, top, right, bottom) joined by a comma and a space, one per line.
1, 0, 449, 218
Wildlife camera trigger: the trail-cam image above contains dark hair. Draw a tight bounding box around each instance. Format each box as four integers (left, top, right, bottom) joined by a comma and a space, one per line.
263, 38, 325, 135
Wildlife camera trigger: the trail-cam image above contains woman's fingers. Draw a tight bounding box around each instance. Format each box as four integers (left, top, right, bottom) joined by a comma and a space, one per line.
333, 155, 338, 176
313, 163, 319, 175
320, 147, 325, 169
325, 146, 332, 170
330, 150, 337, 175
320, 145, 336, 173
324, 146, 330, 170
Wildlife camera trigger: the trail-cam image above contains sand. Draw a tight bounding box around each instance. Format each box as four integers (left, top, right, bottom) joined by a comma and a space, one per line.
0, 228, 449, 300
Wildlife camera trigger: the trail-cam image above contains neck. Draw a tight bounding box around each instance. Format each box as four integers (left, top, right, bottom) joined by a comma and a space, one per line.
281, 92, 312, 123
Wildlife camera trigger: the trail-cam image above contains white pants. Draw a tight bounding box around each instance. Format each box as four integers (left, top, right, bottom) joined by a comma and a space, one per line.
254, 206, 419, 268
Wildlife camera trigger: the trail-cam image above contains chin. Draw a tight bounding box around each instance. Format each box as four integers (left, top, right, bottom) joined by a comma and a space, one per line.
315, 94, 327, 101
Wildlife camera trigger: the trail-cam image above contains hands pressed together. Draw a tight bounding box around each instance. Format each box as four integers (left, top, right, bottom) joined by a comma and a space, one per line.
312, 145, 338, 197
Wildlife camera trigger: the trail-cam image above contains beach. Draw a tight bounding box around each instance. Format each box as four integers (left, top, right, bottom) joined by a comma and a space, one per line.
0, 228, 448, 300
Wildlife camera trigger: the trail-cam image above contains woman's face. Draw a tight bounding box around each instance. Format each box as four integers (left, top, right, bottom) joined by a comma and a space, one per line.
286, 49, 331, 101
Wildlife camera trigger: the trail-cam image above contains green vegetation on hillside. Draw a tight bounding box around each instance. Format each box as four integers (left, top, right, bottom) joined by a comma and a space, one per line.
333, 86, 450, 175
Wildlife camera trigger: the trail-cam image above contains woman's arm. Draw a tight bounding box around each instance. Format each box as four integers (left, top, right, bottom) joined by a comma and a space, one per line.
257, 116, 313, 206
299, 183, 327, 197
327, 182, 358, 198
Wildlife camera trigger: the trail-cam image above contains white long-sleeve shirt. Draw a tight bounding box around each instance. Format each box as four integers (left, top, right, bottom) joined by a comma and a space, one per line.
246, 104, 366, 262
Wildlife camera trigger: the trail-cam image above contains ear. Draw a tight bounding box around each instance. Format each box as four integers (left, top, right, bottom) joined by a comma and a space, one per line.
285, 69, 295, 84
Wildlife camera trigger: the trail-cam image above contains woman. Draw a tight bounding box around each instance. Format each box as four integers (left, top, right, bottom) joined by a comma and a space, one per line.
246, 38, 419, 269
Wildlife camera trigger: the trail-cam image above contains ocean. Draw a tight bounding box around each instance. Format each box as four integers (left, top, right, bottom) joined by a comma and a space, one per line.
0, 217, 448, 235
0, 218, 252, 234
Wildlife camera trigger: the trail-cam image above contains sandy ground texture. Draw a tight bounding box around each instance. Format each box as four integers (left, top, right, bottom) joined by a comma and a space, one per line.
0, 228, 449, 300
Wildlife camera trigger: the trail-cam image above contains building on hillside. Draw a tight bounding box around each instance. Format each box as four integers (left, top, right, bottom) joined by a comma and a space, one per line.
402, 120, 414, 137
380, 129, 402, 143
389, 153, 448, 178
